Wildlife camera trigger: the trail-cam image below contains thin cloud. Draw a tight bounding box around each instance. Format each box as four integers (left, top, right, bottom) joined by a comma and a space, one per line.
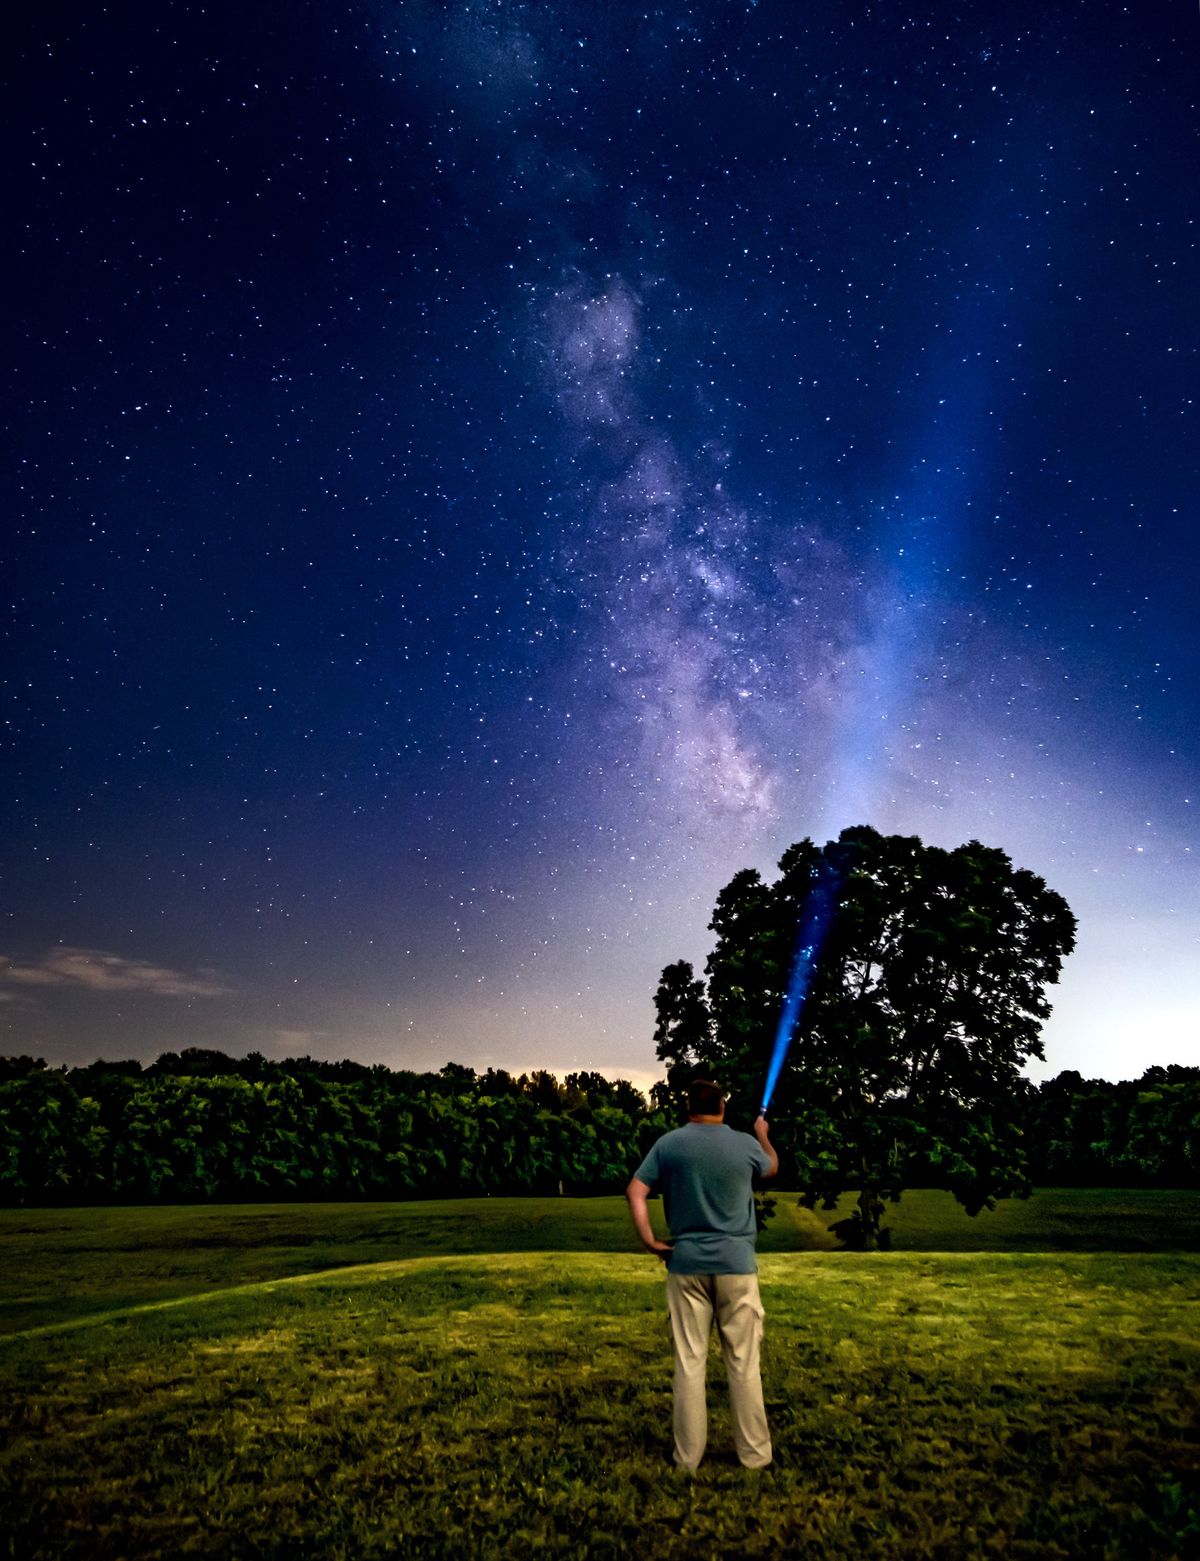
0, 948, 231, 999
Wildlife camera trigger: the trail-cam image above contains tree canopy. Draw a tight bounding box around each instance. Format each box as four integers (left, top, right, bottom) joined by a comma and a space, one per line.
655, 825, 1078, 1247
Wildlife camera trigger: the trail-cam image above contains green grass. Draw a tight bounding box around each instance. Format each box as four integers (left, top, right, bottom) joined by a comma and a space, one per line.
0, 1198, 643, 1334
3, 1188, 1197, 1336
2, 1250, 1198, 1558
2, 1194, 1198, 1557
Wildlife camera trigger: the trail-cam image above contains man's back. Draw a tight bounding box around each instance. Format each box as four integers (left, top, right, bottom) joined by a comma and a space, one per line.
634, 1122, 771, 1274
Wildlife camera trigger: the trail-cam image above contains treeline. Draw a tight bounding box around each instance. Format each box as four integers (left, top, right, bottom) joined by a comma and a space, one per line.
0, 1051, 1197, 1205
1023, 1066, 1200, 1188
0, 1051, 663, 1205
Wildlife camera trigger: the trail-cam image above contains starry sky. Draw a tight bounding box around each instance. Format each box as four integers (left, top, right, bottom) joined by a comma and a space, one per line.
4, 1, 1197, 1088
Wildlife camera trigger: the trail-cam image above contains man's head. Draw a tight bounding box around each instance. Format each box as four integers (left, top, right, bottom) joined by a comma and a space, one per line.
687, 1078, 726, 1119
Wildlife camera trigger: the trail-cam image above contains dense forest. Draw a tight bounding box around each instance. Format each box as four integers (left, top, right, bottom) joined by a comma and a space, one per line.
0, 1050, 1196, 1204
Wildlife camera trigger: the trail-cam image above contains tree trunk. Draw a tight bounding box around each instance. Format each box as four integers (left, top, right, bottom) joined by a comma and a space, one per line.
857, 1173, 884, 1250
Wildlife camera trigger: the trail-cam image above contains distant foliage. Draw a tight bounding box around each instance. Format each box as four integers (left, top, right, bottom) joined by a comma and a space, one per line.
1022, 1066, 1200, 1188
2, 1050, 1195, 1207
0, 1054, 663, 1206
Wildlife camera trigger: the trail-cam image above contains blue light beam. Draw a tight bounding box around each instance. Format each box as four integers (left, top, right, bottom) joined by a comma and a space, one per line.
760, 872, 839, 1114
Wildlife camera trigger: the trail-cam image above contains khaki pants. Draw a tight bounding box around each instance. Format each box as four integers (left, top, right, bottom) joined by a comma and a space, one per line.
665, 1271, 772, 1470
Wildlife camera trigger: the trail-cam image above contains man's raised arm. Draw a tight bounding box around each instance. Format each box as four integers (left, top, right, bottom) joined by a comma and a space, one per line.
753, 1116, 779, 1179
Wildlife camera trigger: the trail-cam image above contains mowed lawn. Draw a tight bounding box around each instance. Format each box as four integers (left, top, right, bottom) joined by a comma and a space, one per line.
2, 1195, 1199, 1558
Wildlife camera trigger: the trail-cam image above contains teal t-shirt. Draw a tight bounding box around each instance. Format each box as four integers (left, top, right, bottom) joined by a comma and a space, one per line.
633, 1123, 773, 1274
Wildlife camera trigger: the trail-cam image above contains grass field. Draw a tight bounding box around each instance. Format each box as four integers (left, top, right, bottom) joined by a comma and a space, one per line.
5, 1187, 1198, 1336
2, 1193, 1199, 1558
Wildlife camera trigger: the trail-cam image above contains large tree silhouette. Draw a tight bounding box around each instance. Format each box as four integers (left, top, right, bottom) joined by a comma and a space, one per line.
653, 826, 1077, 1247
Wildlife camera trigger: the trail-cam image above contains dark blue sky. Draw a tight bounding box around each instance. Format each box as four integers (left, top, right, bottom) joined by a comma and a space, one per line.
3, 0, 1197, 1084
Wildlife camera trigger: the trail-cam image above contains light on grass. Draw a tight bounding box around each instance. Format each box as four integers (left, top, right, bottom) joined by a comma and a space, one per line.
760, 870, 839, 1114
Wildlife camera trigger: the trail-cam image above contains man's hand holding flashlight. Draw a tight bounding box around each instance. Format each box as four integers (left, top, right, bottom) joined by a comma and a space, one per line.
753, 1115, 780, 1179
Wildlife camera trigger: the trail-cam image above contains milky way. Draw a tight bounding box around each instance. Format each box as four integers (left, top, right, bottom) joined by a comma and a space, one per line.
3, 2, 1197, 1085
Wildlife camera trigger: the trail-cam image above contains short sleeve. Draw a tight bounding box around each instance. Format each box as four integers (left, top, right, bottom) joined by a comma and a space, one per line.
632, 1139, 662, 1190
750, 1140, 772, 1177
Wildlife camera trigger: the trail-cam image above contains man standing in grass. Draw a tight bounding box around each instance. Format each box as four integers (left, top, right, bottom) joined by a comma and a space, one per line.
626, 1079, 778, 1470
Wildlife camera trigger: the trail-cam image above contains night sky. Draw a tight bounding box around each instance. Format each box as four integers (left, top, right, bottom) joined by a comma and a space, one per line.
4, 1, 1197, 1088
